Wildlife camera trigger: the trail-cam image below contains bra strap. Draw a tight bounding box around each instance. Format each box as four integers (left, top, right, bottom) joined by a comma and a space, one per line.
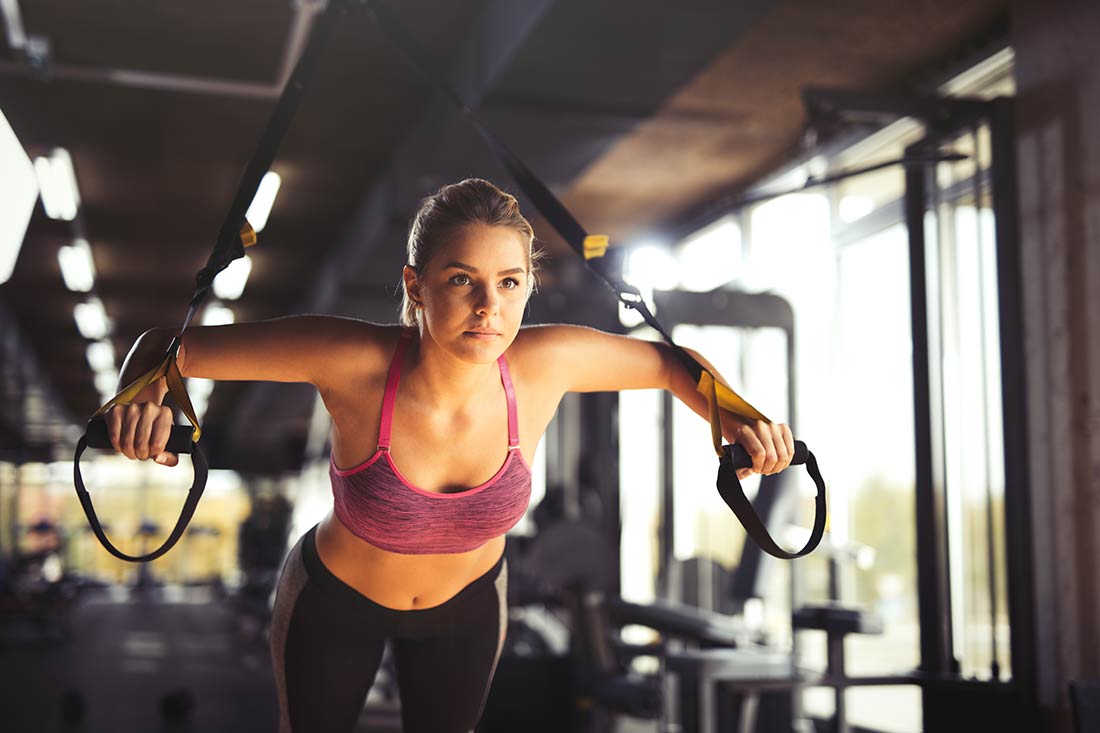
378, 330, 413, 450
498, 355, 520, 448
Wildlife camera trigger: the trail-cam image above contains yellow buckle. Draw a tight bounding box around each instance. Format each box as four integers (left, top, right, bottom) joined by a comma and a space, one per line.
583, 234, 609, 260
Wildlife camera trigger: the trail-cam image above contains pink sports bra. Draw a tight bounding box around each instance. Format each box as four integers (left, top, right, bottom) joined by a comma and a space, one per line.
329, 330, 532, 554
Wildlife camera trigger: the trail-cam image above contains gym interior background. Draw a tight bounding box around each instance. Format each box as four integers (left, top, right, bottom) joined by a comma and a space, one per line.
1, 1, 1097, 731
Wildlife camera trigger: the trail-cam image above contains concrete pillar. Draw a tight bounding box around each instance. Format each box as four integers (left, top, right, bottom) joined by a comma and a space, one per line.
1011, 1, 1100, 729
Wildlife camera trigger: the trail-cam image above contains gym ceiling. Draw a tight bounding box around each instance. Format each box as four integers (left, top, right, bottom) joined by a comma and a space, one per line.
0, 0, 1007, 471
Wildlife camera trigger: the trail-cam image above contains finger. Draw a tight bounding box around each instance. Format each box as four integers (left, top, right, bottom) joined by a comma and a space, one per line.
105, 405, 122, 453
738, 424, 766, 474
155, 452, 179, 467
118, 404, 138, 459
737, 468, 752, 481
756, 424, 778, 475
768, 423, 789, 472
148, 411, 173, 463
780, 423, 795, 469
133, 404, 160, 460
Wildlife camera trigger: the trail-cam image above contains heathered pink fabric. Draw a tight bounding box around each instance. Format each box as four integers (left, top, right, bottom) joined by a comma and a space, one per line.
330, 331, 532, 555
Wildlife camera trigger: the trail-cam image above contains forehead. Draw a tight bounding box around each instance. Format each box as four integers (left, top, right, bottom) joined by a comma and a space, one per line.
432, 224, 529, 267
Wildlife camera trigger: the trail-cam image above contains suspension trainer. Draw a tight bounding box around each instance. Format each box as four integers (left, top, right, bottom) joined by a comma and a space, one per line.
75, 0, 828, 562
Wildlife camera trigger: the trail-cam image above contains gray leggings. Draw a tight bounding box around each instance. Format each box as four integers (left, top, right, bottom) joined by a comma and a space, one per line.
270, 525, 508, 732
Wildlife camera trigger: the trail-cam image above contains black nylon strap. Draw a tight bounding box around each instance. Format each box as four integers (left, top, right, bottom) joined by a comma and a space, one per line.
190, 0, 344, 310
73, 436, 208, 563
720, 443, 826, 559
75, 1, 345, 563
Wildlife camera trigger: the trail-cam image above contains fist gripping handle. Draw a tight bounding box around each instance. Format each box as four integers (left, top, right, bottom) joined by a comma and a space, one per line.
84, 416, 195, 455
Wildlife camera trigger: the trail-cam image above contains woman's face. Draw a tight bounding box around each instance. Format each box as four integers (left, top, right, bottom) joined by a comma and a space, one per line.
405, 223, 531, 363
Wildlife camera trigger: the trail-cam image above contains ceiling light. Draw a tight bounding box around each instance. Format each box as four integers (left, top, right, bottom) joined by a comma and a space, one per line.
213, 254, 252, 300
86, 340, 116, 372
74, 297, 111, 340
95, 370, 119, 401
191, 393, 209, 424
34, 148, 80, 221
201, 303, 234, 326
188, 378, 215, 400
57, 237, 96, 292
625, 242, 679, 291
0, 107, 38, 285
245, 171, 281, 233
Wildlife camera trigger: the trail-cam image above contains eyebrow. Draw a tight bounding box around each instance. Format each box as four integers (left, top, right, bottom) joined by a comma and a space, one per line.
443, 261, 526, 277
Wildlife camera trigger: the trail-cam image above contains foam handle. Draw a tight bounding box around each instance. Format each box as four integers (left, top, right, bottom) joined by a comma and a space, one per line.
725, 440, 807, 470
84, 416, 194, 455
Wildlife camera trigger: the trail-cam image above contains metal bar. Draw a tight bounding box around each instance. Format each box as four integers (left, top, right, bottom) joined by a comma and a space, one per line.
971, 121, 1001, 681
988, 96, 1038, 708
660, 388, 676, 601
906, 139, 953, 677
0, 60, 280, 99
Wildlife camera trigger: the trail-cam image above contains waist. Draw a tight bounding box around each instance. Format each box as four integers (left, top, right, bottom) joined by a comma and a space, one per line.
313, 512, 506, 610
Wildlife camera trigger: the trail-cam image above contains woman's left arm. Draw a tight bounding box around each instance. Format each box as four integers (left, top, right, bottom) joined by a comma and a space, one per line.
519, 324, 794, 480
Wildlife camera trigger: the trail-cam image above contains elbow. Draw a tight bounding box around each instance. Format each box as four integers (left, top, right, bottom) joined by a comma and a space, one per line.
130, 327, 179, 369
136, 327, 177, 356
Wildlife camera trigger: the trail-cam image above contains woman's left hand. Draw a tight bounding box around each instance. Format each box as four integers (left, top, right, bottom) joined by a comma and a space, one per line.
724, 416, 795, 481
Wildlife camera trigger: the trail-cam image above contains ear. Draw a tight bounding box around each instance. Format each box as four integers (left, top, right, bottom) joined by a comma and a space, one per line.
402, 265, 422, 304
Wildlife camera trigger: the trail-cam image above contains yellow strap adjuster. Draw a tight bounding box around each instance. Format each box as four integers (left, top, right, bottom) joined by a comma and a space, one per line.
583, 234, 609, 260
697, 371, 770, 456
240, 219, 258, 248
93, 345, 202, 444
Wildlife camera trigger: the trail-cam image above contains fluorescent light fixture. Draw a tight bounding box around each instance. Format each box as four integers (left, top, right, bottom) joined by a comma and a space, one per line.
0, 107, 38, 285
95, 370, 119, 400
213, 254, 252, 300
34, 148, 81, 221
201, 303, 234, 326
188, 378, 215, 398
58, 237, 96, 292
86, 340, 116, 372
625, 242, 679, 291
245, 171, 281, 232
188, 380, 215, 423
74, 297, 111, 340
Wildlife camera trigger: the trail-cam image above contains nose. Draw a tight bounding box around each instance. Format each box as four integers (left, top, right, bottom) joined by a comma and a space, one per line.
474, 283, 500, 317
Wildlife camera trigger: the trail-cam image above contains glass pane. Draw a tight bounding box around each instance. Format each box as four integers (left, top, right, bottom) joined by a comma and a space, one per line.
932, 133, 1010, 680
745, 193, 919, 726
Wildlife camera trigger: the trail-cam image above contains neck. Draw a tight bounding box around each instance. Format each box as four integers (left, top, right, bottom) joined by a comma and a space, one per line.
401, 328, 498, 411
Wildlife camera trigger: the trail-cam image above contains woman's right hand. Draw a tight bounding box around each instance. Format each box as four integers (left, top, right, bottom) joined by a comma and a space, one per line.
104, 402, 179, 466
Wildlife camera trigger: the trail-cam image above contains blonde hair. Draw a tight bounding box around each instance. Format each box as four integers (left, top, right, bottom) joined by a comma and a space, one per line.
400, 178, 541, 326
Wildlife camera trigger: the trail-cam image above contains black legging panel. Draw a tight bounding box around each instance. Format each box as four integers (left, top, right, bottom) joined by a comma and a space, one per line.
270, 525, 508, 733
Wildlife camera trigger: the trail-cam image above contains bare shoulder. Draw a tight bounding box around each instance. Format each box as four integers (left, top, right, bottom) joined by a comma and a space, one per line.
178, 314, 405, 388
507, 323, 588, 369
507, 323, 669, 393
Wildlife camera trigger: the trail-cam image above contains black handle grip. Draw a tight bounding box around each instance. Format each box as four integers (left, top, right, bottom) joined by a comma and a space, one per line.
724, 440, 807, 470
84, 416, 194, 455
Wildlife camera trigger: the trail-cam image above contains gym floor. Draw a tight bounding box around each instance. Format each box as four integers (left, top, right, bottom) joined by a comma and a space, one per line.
0, 585, 408, 733
0, 585, 657, 733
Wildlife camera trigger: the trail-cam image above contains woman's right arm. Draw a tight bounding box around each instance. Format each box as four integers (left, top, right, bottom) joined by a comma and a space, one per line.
106, 315, 386, 465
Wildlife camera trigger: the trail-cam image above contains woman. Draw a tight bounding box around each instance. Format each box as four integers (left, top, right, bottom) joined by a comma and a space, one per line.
106, 178, 794, 732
